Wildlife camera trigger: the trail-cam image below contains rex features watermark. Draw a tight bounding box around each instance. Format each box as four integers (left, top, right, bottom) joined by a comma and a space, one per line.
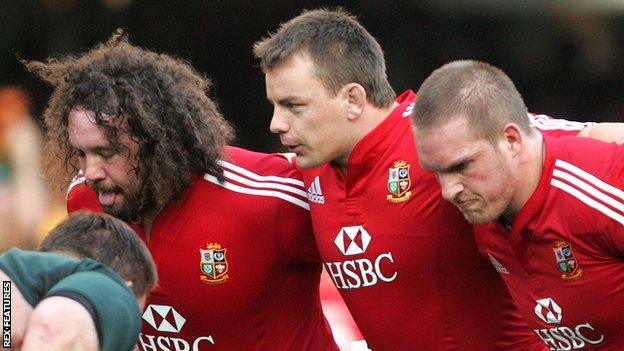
3, 281, 11, 348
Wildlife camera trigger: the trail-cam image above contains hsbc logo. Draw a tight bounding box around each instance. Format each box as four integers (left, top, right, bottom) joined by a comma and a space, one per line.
142, 304, 187, 333
139, 304, 215, 351
334, 226, 371, 256
535, 298, 562, 324
532, 298, 605, 350
326, 226, 397, 289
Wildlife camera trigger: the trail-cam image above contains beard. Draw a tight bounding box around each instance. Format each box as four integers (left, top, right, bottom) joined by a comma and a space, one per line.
91, 180, 153, 222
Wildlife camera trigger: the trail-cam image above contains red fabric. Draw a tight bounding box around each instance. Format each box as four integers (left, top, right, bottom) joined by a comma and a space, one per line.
299, 91, 538, 350
475, 135, 624, 351
68, 146, 338, 350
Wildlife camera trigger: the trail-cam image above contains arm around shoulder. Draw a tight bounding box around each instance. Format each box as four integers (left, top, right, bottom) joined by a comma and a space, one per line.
577, 122, 624, 144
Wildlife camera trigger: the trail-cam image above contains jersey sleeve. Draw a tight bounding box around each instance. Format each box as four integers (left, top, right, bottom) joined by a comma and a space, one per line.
277, 192, 320, 264
529, 113, 593, 137
223, 147, 319, 263
46, 269, 141, 351
66, 173, 102, 214
556, 137, 624, 255
265, 153, 320, 264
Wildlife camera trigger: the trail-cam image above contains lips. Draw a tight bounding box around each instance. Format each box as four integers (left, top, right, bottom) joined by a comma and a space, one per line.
286, 145, 303, 154
281, 139, 302, 154
455, 198, 477, 210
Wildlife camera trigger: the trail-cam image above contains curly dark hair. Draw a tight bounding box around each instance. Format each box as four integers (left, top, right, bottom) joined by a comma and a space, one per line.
25, 29, 234, 214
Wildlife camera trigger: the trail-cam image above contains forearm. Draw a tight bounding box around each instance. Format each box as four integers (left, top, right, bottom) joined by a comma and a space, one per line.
578, 123, 624, 144
21, 296, 98, 351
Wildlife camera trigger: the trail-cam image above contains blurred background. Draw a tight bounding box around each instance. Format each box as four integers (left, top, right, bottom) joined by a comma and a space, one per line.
2, 1, 624, 349
4, 0, 624, 151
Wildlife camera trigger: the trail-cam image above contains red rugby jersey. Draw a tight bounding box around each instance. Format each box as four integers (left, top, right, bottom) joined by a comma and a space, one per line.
68, 146, 338, 351
475, 135, 624, 351
299, 90, 542, 350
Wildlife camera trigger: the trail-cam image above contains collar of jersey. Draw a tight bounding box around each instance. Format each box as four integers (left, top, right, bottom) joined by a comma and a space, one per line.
508, 134, 558, 244
344, 90, 416, 171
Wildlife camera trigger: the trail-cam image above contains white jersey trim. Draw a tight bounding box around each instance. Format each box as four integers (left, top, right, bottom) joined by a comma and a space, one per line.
222, 169, 307, 198
218, 160, 305, 187
551, 159, 624, 225
205, 161, 309, 210
529, 113, 593, 131
66, 171, 86, 199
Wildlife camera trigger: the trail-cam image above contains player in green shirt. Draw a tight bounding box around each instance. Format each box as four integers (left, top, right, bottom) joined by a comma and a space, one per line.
1, 211, 157, 350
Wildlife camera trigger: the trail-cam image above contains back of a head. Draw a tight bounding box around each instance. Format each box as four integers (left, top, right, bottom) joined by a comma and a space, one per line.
39, 211, 157, 297
25, 29, 234, 213
253, 8, 395, 107
412, 60, 531, 143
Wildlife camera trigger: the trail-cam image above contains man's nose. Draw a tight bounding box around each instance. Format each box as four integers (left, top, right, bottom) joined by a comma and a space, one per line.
438, 173, 463, 202
82, 156, 106, 183
269, 108, 290, 135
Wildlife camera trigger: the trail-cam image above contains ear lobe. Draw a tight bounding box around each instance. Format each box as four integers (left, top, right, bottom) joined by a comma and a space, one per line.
345, 83, 366, 120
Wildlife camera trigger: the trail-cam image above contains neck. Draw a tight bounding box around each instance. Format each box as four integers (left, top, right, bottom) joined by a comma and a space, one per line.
505, 132, 545, 221
334, 101, 399, 175
141, 207, 160, 238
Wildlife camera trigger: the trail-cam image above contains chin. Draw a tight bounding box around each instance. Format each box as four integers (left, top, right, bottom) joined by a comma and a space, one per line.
295, 156, 320, 169
462, 211, 496, 225
103, 204, 133, 222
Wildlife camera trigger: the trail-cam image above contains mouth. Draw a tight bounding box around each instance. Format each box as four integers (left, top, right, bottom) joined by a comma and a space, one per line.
454, 198, 478, 210
283, 143, 303, 154
97, 190, 120, 207
91, 182, 123, 207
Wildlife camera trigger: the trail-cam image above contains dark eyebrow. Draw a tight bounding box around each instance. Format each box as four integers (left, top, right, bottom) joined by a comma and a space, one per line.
275, 97, 297, 106
444, 161, 469, 173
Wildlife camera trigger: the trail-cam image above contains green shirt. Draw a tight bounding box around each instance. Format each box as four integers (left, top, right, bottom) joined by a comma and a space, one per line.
0, 248, 140, 351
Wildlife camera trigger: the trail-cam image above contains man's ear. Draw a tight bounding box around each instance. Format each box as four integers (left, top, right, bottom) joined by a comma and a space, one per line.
502, 123, 523, 156
344, 83, 366, 121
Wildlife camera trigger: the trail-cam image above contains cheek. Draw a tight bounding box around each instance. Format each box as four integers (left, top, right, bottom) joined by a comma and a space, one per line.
294, 116, 322, 143
483, 167, 513, 201
107, 160, 133, 182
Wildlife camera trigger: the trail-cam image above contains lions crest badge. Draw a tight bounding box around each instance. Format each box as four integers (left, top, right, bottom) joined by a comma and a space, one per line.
553, 240, 583, 281
200, 243, 229, 284
387, 161, 412, 203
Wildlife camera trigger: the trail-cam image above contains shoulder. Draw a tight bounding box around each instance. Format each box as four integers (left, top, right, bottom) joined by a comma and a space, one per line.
553, 136, 624, 172
0, 250, 104, 306
222, 146, 303, 180
547, 136, 624, 224
66, 173, 101, 213
0, 249, 82, 277
198, 146, 309, 210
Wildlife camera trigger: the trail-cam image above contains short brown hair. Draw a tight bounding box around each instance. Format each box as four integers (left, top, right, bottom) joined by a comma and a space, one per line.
254, 8, 395, 107
39, 211, 158, 297
412, 60, 533, 143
